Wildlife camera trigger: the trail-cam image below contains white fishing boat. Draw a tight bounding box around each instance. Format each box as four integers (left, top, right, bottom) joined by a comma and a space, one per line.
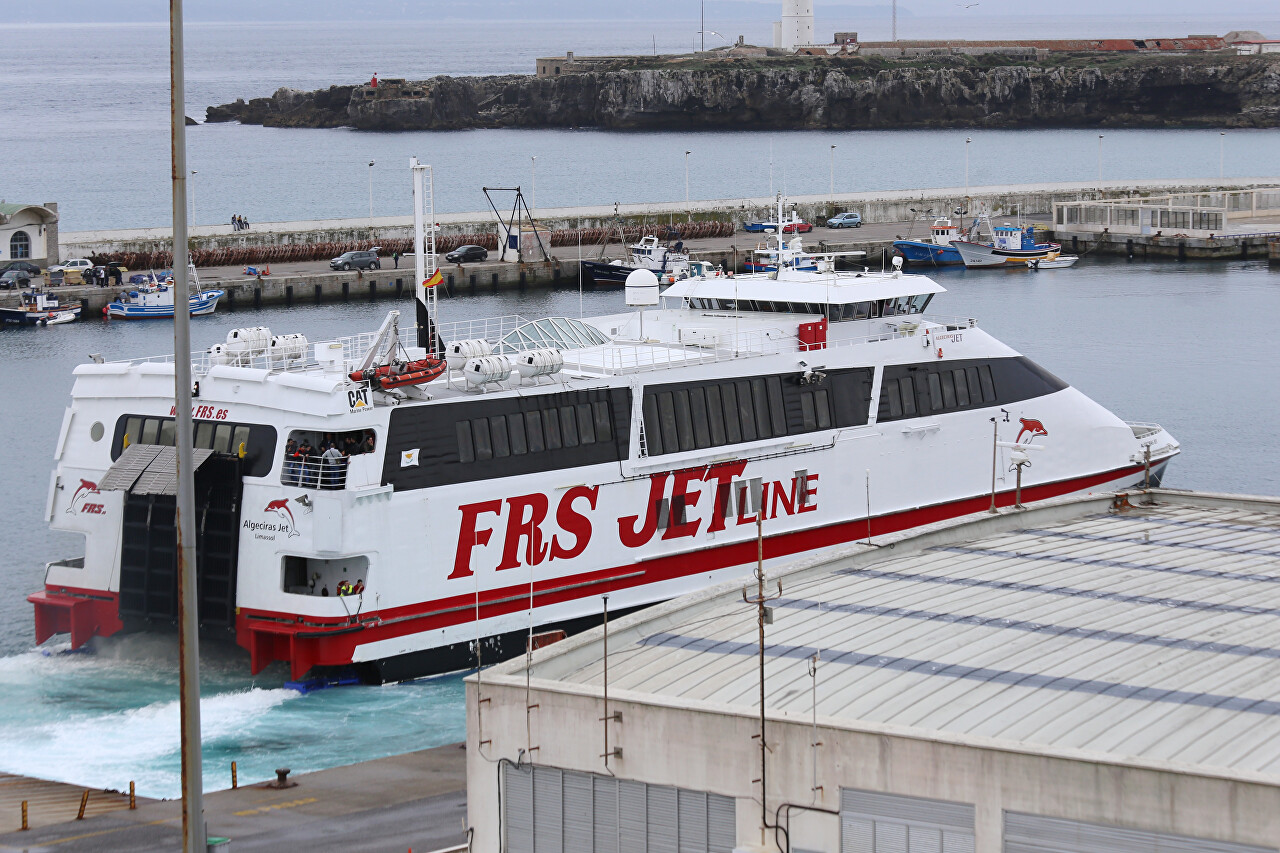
953, 224, 1061, 268
29, 164, 1180, 684
1027, 255, 1080, 269
106, 267, 223, 319
0, 287, 82, 326
581, 235, 691, 285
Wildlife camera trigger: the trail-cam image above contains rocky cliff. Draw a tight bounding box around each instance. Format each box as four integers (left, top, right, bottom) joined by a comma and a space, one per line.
204, 55, 1280, 130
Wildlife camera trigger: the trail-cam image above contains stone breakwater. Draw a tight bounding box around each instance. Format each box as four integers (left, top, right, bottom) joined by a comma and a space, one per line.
204, 56, 1280, 131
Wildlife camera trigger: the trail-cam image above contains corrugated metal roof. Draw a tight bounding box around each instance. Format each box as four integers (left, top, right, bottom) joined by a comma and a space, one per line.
519, 493, 1280, 782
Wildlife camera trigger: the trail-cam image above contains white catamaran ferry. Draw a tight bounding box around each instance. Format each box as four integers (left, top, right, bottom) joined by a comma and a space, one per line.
30, 170, 1180, 684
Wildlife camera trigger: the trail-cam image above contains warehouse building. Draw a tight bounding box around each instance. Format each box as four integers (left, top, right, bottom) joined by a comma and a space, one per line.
468, 489, 1280, 852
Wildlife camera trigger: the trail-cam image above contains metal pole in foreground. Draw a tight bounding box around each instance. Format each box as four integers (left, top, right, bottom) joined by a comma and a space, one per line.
170, 1, 204, 850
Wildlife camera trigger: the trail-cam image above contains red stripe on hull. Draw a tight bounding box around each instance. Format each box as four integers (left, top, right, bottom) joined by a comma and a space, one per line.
237, 461, 1156, 679
28, 588, 123, 650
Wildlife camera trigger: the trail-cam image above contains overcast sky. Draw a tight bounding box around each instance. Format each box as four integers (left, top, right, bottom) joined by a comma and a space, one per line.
21, 0, 1280, 23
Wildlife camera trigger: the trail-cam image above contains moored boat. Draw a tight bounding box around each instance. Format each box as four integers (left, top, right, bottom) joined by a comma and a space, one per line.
106, 268, 223, 319
893, 217, 966, 267
0, 288, 82, 326
28, 165, 1180, 685
953, 224, 1061, 268
581, 235, 690, 285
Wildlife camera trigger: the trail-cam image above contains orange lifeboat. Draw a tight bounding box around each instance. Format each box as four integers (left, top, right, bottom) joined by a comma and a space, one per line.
349, 357, 446, 390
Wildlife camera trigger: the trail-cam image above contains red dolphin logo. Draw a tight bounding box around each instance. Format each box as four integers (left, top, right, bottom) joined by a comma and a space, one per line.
1016, 418, 1049, 444
264, 498, 298, 535
67, 479, 99, 514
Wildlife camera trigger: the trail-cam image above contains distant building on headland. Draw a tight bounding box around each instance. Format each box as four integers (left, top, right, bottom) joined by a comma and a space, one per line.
773, 0, 815, 52
0, 202, 58, 268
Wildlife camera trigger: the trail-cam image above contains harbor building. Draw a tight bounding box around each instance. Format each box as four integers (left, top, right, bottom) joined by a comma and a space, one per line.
0, 202, 58, 267
468, 489, 1280, 853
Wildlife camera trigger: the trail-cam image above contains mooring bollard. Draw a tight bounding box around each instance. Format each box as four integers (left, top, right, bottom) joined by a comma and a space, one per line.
20, 800, 28, 831
77, 789, 89, 820
231, 760, 238, 789
129, 781, 136, 810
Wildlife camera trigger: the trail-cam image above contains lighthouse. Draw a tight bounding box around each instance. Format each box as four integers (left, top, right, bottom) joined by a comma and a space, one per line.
773, 0, 815, 51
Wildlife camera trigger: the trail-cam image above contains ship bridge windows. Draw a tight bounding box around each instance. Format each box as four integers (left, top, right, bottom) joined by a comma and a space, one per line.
876, 356, 1068, 423
112, 414, 276, 478
688, 294, 932, 322
640, 367, 873, 457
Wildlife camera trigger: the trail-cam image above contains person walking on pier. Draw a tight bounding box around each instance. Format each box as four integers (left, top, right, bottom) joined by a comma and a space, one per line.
393, 250, 400, 268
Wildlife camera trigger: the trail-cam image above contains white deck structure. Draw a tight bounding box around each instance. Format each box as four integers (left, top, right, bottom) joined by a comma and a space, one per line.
470, 489, 1280, 853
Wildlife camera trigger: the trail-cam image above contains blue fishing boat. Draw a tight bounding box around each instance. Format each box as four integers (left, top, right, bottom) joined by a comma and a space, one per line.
106, 269, 223, 319
893, 218, 965, 267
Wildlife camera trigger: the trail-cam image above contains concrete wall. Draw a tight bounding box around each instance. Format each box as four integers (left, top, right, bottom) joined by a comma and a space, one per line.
61, 180, 1280, 260
466, 678, 1280, 853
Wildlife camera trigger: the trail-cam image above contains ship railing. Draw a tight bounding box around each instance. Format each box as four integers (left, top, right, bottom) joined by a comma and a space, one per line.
281, 454, 348, 490
562, 327, 797, 375
436, 314, 529, 344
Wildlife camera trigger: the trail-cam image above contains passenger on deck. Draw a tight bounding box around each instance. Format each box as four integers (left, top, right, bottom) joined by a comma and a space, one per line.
362, 431, 376, 454
296, 439, 317, 487
343, 434, 361, 457
283, 439, 301, 485
320, 443, 346, 489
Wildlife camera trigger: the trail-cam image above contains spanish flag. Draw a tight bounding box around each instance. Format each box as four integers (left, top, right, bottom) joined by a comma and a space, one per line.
423, 270, 444, 289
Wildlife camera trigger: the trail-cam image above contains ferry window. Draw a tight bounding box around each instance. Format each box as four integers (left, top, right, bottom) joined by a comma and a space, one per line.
233, 425, 252, 455
858, 301, 874, 320
543, 409, 562, 451
881, 379, 902, 419
525, 411, 546, 454
456, 422, 476, 463
736, 381, 757, 442
560, 406, 579, 448
751, 378, 771, 439
965, 367, 982, 403
508, 413, 528, 456
213, 424, 233, 454
643, 395, 663, 456
473, 418, 493, 461
592, 401, 612, 442
899, 375, 918, 416
657, 391, 679, 452
124, 417, 142, 446
673, 389, 695, 452
939, 371, 957, 409
815, 389, 832, 429
158, 420, 177, 446
705, 385, 726, 446
801, 393, 817, 430
576, 403, 595, 445
195, 422, 214, 449
978, 365, 996, 402
688, 387, 711, 449
953, 369, 971, 407
766, 377, 787, 436
141, 419, 160, 445
928, 373, 944, 411
911, 294, 933, 313
491, 415, 511, 458
721, 383, 742, 444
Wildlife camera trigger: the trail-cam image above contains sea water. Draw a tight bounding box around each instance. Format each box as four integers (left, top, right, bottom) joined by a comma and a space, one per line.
3, 16, 1280, 797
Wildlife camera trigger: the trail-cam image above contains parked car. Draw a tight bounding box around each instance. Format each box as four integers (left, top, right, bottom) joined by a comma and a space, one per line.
781, 221, 814, 234
0, 261, 42, 276
49, 258, 93, 274
827, 212, 863, 228
742, 221, 776, 233
0, 269, 36, 289
445, 245, 488, 263
329, 248, 382, 271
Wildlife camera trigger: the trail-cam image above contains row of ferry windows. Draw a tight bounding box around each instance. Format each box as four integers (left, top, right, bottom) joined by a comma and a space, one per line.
879, 364, 997, 420
457, 401, 614, 463
122, 415, 253, 456
685, 294, 932, 321
642, 371, 871, 458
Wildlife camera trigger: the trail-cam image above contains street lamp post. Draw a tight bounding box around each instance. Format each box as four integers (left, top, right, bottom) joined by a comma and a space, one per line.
829, 144, 836, 205
684, 150, 691, 222
964, 137, 972, 199
190, 170, 197, 226
367, 160, 375, 222
1220, 131, 1225, 179
531, 156, 537, 216
1097, 135, 1103, 184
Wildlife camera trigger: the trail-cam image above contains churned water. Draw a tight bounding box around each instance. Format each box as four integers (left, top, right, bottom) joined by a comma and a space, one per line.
2, 16, 1280, 798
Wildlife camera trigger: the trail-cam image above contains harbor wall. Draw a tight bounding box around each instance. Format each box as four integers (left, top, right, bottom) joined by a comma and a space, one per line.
1049, 230, 1280, 260
60, 180, 1280, 260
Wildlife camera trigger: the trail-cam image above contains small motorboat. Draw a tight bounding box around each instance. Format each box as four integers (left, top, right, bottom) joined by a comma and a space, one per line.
0, 288, 82, 326
1027, 255, 1079, 270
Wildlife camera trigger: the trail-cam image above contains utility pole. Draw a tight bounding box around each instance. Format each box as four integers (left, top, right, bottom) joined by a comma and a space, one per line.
965, 137, 972, 199
684, 150, 691, 222
531, 156, 537, 217
741, 484, 781, 847
1097, 134, 1104, 183
189, 170, 197, 226
892, 0, 898, 41
829, 144, 836, 204
701, 0, 705, 52
367, 160, 375, 223
169, 0, 204, 850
